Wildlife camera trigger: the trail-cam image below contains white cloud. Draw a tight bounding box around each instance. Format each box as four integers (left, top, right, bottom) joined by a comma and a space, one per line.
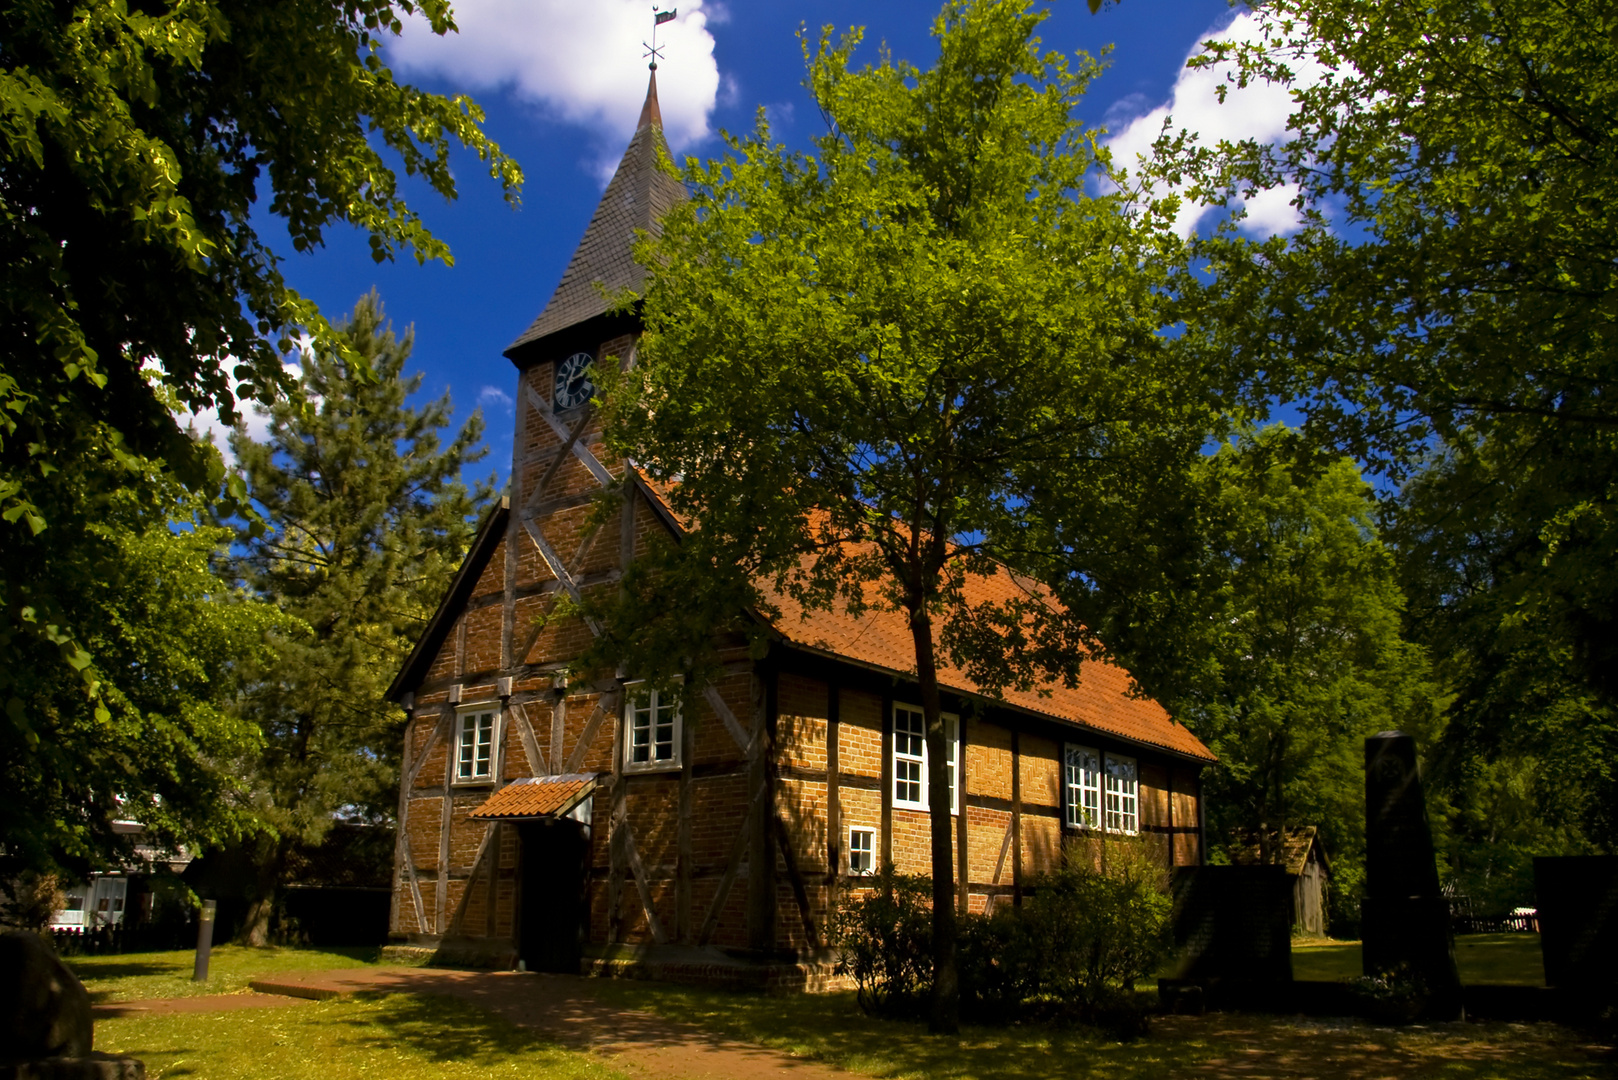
478, 385, 513, 410
388, 0, 721, 166
177, 359, 303, 469
1104, 11, 1329, 238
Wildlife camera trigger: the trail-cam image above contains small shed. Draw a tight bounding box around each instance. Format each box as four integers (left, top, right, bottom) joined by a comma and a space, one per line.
1233, 826, 1331, 936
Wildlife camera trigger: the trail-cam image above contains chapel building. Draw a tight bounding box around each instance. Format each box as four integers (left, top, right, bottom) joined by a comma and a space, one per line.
385, 73, 1215, 979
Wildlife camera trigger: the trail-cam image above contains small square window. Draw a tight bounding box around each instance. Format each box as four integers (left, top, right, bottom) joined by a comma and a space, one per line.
849, 827, 875, 876
455, 706, 499, 783
625, 683, 681, 770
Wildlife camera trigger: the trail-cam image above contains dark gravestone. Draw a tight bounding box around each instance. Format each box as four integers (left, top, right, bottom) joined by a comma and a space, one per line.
1535, 855, 1618, 996
1362, 731, 1462, 1017
0, 931, 144, 1080
1169, 865, 1293, 987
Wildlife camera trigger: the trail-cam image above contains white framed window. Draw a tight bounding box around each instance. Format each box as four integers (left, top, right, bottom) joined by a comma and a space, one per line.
891, 704, 959, 813
455, 705, 499, 783
848, 827, 875, 876
1064, 744, 1101, 829
624, 682, 681, 771
1103, 753, 1139, 835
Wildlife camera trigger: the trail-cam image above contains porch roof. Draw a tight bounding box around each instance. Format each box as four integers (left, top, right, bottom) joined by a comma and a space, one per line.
469, 774, 597, 821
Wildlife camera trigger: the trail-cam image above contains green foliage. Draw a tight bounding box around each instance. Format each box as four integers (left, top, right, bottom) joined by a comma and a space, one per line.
0, 0, 519, 757
0, 468, 287, 883
827, 869, 937, 1017
1156, 0, 1617, 867
591, 0, 1220, 1031
1018, 842, 1173, 1011
1161, 428, 1435, 903
227, 291, 492, 942
830, 842, 1171, 1037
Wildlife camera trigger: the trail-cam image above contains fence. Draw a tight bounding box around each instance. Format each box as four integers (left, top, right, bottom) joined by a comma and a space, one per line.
1452, 911, 1539, 934
48, 923, 193, 956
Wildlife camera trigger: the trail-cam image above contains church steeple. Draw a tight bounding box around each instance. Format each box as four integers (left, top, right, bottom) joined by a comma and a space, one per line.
504, 73, 686, 363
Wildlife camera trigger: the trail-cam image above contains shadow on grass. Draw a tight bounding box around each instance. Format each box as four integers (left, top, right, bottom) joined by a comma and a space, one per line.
586, 981, 1613, 1080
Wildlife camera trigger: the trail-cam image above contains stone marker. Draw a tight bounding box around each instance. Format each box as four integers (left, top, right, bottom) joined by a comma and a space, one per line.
1166, 864, 1292, 1007
0, 931, 143, 1080
1534, 855, 1617, 1000
1362, 731, 1462, 1019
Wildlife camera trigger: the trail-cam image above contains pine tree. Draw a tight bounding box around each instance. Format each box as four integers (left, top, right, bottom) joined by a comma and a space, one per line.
229, 291, 493, 943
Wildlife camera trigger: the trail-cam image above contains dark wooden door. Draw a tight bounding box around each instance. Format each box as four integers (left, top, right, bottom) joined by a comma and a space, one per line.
518, 819, 589, 973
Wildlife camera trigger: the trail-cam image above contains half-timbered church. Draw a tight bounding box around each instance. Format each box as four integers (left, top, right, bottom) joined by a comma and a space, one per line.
386, 72, 1215, 983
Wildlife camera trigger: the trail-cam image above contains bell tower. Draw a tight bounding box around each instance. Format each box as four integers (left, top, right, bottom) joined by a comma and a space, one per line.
496, 70, 686, 690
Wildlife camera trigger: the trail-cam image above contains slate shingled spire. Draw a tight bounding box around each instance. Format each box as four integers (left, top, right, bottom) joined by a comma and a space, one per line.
504, 72, 686, 359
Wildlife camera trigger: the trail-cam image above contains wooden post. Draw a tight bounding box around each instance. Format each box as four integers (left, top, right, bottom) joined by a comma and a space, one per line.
608, 698, 627, 943
1011, 728, 1022, 906
826, 681, 841, 884
1166, 768, 1176, 870
437, 702, 455, 934
677, 694, 694, 942
745, 670, 777, 951
880, 691, 894, 873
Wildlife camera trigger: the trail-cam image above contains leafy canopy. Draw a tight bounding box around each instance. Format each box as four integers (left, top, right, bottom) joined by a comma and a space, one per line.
0, 0, 519, 730
226, 292, 491, 942
593, 0, 1223, 1032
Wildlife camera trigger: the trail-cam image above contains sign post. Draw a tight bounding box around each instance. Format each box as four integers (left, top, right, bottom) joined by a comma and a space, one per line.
192, 899, 217, 982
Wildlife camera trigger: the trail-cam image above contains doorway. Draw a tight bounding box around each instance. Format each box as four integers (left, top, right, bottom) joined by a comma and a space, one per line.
518, 818, 590, 973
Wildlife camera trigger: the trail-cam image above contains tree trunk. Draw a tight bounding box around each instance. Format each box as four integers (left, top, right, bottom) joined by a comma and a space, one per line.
910, 605, 959, 1035
239, 835, 290, 946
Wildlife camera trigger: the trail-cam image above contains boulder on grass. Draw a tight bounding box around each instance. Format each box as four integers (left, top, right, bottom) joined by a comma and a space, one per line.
0, 931, 93, 1060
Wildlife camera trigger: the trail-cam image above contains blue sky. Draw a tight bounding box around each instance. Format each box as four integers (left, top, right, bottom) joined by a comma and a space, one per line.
215, 0, 1302, 488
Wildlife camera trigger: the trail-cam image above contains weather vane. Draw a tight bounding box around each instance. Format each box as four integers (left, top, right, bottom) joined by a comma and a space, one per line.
645, 6, 676, 71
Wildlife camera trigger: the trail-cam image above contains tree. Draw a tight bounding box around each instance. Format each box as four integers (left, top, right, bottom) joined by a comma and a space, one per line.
592, 0, 1220, 1032
228, 292, 491, 944
0, 0, 520, 814
0, 466, 287, 886
1152, 428, 1434, 914
1395, 439, 1615, 902
1163, 0, 1618, 713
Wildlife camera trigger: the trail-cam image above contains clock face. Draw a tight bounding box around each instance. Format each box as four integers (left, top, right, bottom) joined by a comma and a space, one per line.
554, 351, 595, 412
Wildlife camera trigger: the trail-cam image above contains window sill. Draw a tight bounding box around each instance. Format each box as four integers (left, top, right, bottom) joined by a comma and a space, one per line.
623, 761, 681, 774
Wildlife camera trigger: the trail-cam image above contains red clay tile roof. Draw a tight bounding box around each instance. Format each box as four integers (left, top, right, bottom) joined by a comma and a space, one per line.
633, 476, 1214, 762
469, 774, 597, 821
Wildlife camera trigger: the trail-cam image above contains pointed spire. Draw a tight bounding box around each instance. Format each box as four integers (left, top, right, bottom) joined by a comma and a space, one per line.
637, 70, 663, 132
503, 71, 687, 361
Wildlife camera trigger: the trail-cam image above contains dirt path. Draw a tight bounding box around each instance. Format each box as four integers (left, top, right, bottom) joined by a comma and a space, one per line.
92, 993, 315, 1018
192, 967, 847, 1080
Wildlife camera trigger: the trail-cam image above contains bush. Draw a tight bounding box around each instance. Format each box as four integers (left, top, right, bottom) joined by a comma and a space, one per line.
830, 839, 1174, 1036
826, 868, 934, 1017
1020, 839, 1174, 1009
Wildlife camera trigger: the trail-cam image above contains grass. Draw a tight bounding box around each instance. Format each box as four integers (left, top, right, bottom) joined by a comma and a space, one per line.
590, 981, 1615, 1080
1292, 933, 1547, 986
93, 993, 627, 1080
67, 944, 422, 1003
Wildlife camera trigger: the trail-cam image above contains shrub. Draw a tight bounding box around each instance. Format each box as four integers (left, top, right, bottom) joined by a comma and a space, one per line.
827, 868, 934, 1017
829, 840, 1173, 1035
1022, 839, 1174, 1008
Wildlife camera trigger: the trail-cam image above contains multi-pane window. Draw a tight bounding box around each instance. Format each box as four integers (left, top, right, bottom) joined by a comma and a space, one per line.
891, 705, 959, 812
625, 685, 680, 769
849, 827, 875, 876
894, 706, 924, 805
455, 707, 498, 782
1064, 744, 1101, 829
1103, 753, 1139, 835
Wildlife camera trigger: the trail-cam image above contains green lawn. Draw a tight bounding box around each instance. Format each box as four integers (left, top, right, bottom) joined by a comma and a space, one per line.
68, 944, 421, 1003
94, 993, 626, 1080
1291, 933, 1547, 986
590, 980, 1612, 1080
